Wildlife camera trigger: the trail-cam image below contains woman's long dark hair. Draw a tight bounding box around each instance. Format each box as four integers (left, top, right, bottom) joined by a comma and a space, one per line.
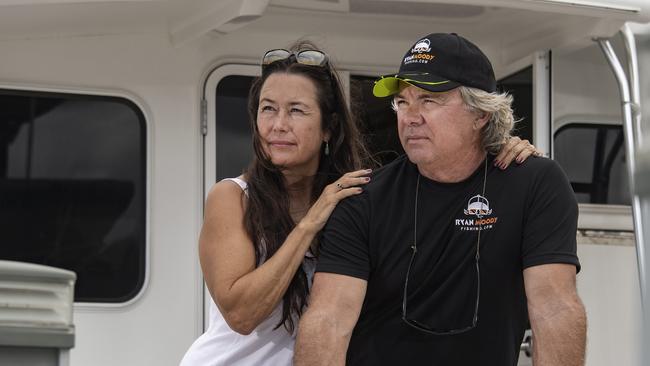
244, 40, 370, 333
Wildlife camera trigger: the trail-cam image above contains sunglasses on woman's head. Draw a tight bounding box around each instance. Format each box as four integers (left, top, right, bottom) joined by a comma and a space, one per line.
261, 49, 329, 69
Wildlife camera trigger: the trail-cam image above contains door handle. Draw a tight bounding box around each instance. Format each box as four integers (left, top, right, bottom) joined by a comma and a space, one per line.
520, 334, 533, 357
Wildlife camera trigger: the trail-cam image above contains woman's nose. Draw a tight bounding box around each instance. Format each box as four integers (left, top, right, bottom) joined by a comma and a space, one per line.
271, 109, 290, 131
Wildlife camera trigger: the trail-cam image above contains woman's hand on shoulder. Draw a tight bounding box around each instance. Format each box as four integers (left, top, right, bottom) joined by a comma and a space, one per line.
494, 136, 544, 170
298, 169, 372, 234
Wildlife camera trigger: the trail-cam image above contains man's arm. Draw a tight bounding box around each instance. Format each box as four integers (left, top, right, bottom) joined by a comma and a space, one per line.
524, 263, 586, 366
294, 272, 367, 366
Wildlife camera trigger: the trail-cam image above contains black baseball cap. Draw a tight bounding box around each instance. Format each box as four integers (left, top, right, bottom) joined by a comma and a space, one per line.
373, 33, 496, 97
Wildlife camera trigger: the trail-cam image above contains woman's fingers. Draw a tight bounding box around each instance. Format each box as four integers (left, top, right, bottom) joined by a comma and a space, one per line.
330, 169, 372, 191
342, 168, 373, 178
514, 145, 539, 164
494, 136, 521, 169
495, 136, 520, 161
334, 186, 364, 200
334, 176, 370, 190
494, 137, 542, 170
303, 169, 373, 232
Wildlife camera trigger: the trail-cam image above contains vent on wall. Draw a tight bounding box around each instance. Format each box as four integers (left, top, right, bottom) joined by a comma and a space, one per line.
271, 0, 349, 12
171, 0, 271, 46
271, 0, 485, 17
350, 1, 485, 18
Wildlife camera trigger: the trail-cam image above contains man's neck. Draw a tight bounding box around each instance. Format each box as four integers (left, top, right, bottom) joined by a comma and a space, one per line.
417, 148, 487, 183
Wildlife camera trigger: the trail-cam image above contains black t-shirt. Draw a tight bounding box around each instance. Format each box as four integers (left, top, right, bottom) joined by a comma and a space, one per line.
316, 154, 580, 366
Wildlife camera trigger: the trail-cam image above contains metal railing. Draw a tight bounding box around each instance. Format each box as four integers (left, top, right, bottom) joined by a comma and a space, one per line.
596, 24, 648, 366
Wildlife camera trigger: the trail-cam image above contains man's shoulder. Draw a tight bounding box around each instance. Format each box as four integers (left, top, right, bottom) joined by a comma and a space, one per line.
333, 155, 412, 212
502, 156, 567, 181
522, 155, 561, 169
366, 155, 412, 189
498, 156, 575, 205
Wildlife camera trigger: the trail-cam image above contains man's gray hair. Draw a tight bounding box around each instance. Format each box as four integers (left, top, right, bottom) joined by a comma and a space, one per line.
459, 86, 515, 154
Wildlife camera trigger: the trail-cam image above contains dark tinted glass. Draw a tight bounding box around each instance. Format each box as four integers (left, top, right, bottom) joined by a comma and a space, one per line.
554, 123, 629, 205
498, 66, 533, 142
215, 75, 255, 180
0, 89, 146, 302
350, 75, 402, 165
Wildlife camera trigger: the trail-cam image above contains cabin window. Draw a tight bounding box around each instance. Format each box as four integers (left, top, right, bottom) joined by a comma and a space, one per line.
215, 75, 255, 180
497, 67, 533, 143
350, 75, 401, 165
553, 123, 629, 205
0, 89, 146, 303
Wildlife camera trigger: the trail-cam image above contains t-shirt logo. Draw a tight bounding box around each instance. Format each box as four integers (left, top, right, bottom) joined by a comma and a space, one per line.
456, 194, 498, 231
464, 194, 492, 218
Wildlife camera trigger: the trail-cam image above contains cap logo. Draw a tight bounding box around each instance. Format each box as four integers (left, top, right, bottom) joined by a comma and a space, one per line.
404, 38, 435, 65
411, 39, 431, 53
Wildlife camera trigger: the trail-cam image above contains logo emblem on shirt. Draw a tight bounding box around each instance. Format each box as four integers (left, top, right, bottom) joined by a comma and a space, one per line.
463, 194, 492, 218
455, 194, 498, 231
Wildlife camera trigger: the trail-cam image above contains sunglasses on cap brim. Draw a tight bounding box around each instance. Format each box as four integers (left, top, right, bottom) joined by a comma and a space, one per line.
261, 49, 329, 69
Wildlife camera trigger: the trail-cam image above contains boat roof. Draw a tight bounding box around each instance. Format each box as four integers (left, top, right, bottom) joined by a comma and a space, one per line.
1, 0, 649, 73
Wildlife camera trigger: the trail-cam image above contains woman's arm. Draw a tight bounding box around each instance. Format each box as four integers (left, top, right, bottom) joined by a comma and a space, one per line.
200, 170, 370, 334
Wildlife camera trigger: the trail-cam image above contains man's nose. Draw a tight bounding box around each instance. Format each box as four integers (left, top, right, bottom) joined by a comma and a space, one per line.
401, 103, 423, 125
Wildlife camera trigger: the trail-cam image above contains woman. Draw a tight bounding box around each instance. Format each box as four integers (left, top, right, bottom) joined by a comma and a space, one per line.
180, 41, 537, 366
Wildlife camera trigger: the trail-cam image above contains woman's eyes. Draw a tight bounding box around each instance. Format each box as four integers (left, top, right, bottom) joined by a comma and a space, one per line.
260, 106, 305, 114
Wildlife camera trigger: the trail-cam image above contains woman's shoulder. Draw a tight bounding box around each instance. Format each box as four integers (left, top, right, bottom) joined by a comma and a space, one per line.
220, 175, 248, 191
206, 176, 248, 207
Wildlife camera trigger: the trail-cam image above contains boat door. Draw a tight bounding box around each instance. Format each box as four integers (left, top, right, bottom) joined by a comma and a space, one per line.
202, 63, 260, 330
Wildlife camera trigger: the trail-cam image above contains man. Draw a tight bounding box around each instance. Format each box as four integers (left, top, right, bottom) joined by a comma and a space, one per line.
294, 33, 586, 365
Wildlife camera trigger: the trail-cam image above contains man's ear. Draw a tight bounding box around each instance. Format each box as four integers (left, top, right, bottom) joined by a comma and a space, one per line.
473, 112, 490, 130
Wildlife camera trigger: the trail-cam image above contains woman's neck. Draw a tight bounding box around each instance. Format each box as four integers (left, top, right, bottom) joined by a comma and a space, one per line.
283, 172, 315, 222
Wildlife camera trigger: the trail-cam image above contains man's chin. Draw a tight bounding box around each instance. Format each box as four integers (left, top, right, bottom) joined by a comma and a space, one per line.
404, 151, 433, 165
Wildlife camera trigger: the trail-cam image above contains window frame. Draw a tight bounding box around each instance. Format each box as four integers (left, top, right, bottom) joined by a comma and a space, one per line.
553, 114, 633, 231
0, 82, 152, 309
202, 63, 259, 332
496, 52, 550, 155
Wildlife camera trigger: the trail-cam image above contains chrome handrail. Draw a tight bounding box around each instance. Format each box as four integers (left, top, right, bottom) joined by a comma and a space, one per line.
596, 28, 648, 366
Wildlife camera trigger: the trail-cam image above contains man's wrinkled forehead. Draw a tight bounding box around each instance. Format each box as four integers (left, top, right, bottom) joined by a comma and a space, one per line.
394, 83, 456, 100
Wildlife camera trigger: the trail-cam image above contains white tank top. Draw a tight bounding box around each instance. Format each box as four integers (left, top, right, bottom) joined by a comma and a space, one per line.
180, 177, 316, 366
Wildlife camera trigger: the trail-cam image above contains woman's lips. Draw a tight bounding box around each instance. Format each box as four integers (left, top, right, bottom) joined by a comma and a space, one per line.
269, 140, 295, 147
